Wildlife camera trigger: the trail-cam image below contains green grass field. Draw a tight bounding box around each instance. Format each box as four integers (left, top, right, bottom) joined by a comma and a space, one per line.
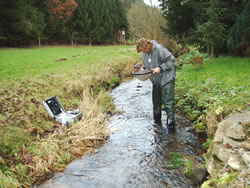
0, 45, 137, 80
180, 56, 250, 87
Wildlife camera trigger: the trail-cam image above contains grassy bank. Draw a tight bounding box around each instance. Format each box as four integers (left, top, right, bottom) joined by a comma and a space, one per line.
175, 55, 250, 186
0, 45, 140, 187
176, 55, 250, 136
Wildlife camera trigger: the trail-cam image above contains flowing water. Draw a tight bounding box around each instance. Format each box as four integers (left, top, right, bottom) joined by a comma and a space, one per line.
37, 79, 203, 188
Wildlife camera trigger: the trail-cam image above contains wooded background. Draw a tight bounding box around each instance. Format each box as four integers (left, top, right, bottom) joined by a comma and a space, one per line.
0, 0, 249, 56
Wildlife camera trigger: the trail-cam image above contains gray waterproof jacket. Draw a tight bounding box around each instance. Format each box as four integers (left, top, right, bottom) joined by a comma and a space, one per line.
142, 40, 176, 87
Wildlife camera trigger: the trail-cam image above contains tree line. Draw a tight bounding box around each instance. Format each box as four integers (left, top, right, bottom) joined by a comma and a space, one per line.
1, 0, 249, 57
0, 0, 128, 46
159, 0, 250, 56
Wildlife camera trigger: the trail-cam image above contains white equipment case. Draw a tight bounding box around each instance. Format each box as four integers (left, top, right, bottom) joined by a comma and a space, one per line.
43, 96, 82, 125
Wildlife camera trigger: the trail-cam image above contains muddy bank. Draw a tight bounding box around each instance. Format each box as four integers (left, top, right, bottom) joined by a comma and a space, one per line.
37, 79, 204, 188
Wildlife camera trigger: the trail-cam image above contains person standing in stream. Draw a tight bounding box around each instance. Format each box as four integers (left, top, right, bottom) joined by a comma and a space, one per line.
136, 38, 176, 129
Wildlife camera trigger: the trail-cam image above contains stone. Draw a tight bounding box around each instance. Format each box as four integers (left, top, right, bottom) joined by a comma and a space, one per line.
213, 120, 228, 143
242, 139, 250, 150
227, 111, 250, 125
225, 121, 246, 140
214, 111, 250, 143
227, 155, 241, 171
210, 142, 234, 162
193, 166, 208, 182
241, 151, 250, 168
223, 137, 250, 150
222, 137, 238, 148
204, 111, 250, 186
204, 154, 217, 178
203, 152, 226, 179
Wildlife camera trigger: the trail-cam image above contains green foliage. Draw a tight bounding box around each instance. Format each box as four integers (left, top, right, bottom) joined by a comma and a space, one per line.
71, 0, 128, 44
166, 152, 184, 169
194, 123, 206, 131
176, 55, 250, 128
56, 150, 74, 165
202, 136, 214, 151
201, 172, 238, 188
1, 126, 30, 156
0, 170, 21, 188
14, 163, 30, 183
72, 0, 91, 42
105, 76, 120, 89
227, 1, 250, 56
159, 0, 247, 55
99, 94, 115, 113
0, 0, 128, 45
0, 0, 27, 40
184, 159, 193, 177
197, 0, 226, 56
176, 46, 204, 70
160, 0, 194, 41
23, 5, 46, 40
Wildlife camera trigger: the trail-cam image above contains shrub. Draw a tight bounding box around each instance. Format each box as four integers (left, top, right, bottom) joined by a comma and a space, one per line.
176, 46, 204, 70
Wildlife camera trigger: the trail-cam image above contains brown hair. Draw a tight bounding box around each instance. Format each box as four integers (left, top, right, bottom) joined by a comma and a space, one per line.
136, 38, 153, 53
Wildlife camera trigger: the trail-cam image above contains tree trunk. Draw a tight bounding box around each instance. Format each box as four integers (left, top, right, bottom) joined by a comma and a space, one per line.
211, 44, 214, 64
38, 36, 41, 46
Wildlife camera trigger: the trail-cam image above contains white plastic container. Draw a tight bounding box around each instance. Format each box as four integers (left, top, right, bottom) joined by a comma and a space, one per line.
43, 96, 82, 125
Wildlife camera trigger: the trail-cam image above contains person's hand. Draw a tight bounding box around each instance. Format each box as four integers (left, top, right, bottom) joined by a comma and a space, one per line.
134, 63, 142, 72
152, 67, 161, 74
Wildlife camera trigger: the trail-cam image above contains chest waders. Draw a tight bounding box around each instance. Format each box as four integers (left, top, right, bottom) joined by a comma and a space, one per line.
152, 80, 175, 127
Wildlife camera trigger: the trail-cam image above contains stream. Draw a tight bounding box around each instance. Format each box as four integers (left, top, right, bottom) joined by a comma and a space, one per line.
37, 78, 203, 188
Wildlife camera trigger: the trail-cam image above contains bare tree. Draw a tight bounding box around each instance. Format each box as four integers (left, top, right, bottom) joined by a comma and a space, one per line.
127, 2, 168, 42
127, 2, 180, 56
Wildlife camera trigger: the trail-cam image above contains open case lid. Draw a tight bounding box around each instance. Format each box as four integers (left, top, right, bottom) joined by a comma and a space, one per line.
43, 96, 65, 118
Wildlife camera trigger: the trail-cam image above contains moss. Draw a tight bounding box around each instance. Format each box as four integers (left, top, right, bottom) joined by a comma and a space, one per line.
195, 123, 207, 131
166, 152, 184, 169
184, 159, 193, 178
201, 179, 217, 188
201, 172, 238, 188
217, 172, 238, 186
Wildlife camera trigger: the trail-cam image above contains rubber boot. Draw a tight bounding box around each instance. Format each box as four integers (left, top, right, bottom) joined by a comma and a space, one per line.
152, 85, 162, 125
167, 118, 175, 129
162, 80, 175, 129
153, 113, 162, 125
